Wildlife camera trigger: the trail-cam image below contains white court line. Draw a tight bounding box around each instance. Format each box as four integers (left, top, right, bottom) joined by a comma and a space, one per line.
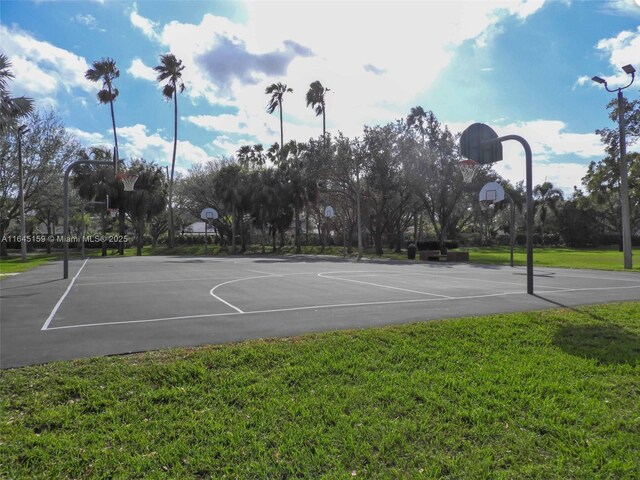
77, 276, 234, 286
41, 258, 90, 331
209, 273, 281, 313
42, 284, 640, 332
318, 272, 452, 298
246, 270, 284, 276
44, 289, 529, 331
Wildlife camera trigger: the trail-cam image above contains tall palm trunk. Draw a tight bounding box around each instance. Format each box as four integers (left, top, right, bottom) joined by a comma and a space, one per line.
279, 99, 284, 154
109, 89, 125, 255
322, 110, 326, 138
168, 89, 178, 248
109, 95, 119, 171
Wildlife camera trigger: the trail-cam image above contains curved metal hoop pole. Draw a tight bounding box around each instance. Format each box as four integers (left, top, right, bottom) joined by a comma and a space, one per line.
63, 160, 113, 279
484, 135, 533, 294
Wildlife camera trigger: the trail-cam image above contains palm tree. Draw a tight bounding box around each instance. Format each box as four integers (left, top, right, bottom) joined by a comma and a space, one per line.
534, 181, 564, 244
407, 106, 427, 146
0, 54, 34, 129
85, 58, 120, 170
265, 82, 293, 157
306, 81, 330, 137
154, 53, 185, 249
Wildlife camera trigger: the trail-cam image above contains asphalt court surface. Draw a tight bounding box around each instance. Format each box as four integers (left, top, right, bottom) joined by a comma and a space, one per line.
2, 255, 639, 368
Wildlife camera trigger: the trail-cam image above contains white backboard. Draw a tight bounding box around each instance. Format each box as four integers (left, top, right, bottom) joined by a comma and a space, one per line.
479, 182, 505, 204
324, 206, 334, 218
200, 207, 219, 221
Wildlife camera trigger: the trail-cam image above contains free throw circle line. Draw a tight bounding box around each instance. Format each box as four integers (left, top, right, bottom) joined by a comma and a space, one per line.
209, 273, 280, 313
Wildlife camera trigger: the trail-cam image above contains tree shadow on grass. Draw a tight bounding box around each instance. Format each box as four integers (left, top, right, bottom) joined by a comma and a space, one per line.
536, 295, 640, 366
553, 324, 640, 366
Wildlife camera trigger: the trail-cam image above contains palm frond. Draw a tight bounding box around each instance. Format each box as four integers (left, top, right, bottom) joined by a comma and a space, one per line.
162, 84, 174, 100
154, 53, 186, 97
0, 53, 16, 91
97, 89, 117, 104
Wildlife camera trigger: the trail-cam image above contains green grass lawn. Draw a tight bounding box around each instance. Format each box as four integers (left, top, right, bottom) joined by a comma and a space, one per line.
2, 302, 639, 478
463, 246, 640, 271
0, 253, 63, 275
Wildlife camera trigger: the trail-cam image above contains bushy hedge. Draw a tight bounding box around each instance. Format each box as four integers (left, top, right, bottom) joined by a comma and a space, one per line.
413, 240, 459, 251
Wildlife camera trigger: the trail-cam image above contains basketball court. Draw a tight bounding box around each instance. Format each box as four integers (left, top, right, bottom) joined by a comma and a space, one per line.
1, 255, 639, 368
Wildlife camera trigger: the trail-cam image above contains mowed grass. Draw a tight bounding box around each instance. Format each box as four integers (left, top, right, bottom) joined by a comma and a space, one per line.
2, 302, 639, 478
464, 246, 640, 271
0, 253, 63, 275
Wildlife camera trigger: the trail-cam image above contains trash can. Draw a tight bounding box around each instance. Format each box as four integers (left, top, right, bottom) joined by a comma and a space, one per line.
407, 243, 416, 260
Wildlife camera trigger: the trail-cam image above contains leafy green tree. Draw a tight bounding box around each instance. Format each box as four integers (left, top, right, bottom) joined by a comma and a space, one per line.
582, 151, 640, 246
250, 166, 293, 252
278, 140, 321, 253
154, 53, 186, 249
557, 189, 603, 247
322, 133, 361, 253
126, 158, 168, 255
71, 147, 121, 255
237, 144, 266, 168
583, 98, 640, 248
306, 81, 330, 137
533, 181, 564, 244
85, 58, 120, 166
212, 162, 245, 253
265, 82, 293, 156
406, 106, 427, 146
1, 110, 80, 256
403, 111, 472, 252
356, 122, 408, 255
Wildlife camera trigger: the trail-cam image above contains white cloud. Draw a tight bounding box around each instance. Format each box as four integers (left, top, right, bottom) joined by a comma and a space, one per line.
449, 119, 604, 194
146, 1, 547, 145
68, 124, 217, 171
118, 124, 215, 168
72, 13, 104, 31
601, 0, 640, 17
129, 3, 161, 42
66, 127, 110, 146
0, 25, 94, 104
587, 26, 640, 87
127, 58, 157, 82
211, 135, 256, 157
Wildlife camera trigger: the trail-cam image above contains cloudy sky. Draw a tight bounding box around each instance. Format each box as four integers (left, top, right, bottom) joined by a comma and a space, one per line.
2, 0, 639, 194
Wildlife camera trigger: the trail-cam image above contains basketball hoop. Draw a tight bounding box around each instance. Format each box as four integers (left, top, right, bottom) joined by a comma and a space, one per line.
458, 159, 479, 184
107, 208, 118, 218
118, 173, 139, 192
479, 200, 495, 211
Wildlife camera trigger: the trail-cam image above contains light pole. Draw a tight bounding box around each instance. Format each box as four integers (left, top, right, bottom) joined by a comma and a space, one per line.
355, 158, 363, 261
17, 125, 29, 262
592, 64, 635, 270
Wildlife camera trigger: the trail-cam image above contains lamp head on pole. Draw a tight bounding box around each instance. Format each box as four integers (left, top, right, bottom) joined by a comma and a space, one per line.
622, 64, 635, 75
591, 76, 606, 85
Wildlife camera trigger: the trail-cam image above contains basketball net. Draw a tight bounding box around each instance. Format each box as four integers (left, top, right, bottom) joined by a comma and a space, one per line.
458, 159, 479, 184
479, 200, 495, 211
121, 174, 139, 192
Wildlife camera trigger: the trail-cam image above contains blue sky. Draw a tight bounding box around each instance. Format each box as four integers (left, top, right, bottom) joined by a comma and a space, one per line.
2, 0, 639, 194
